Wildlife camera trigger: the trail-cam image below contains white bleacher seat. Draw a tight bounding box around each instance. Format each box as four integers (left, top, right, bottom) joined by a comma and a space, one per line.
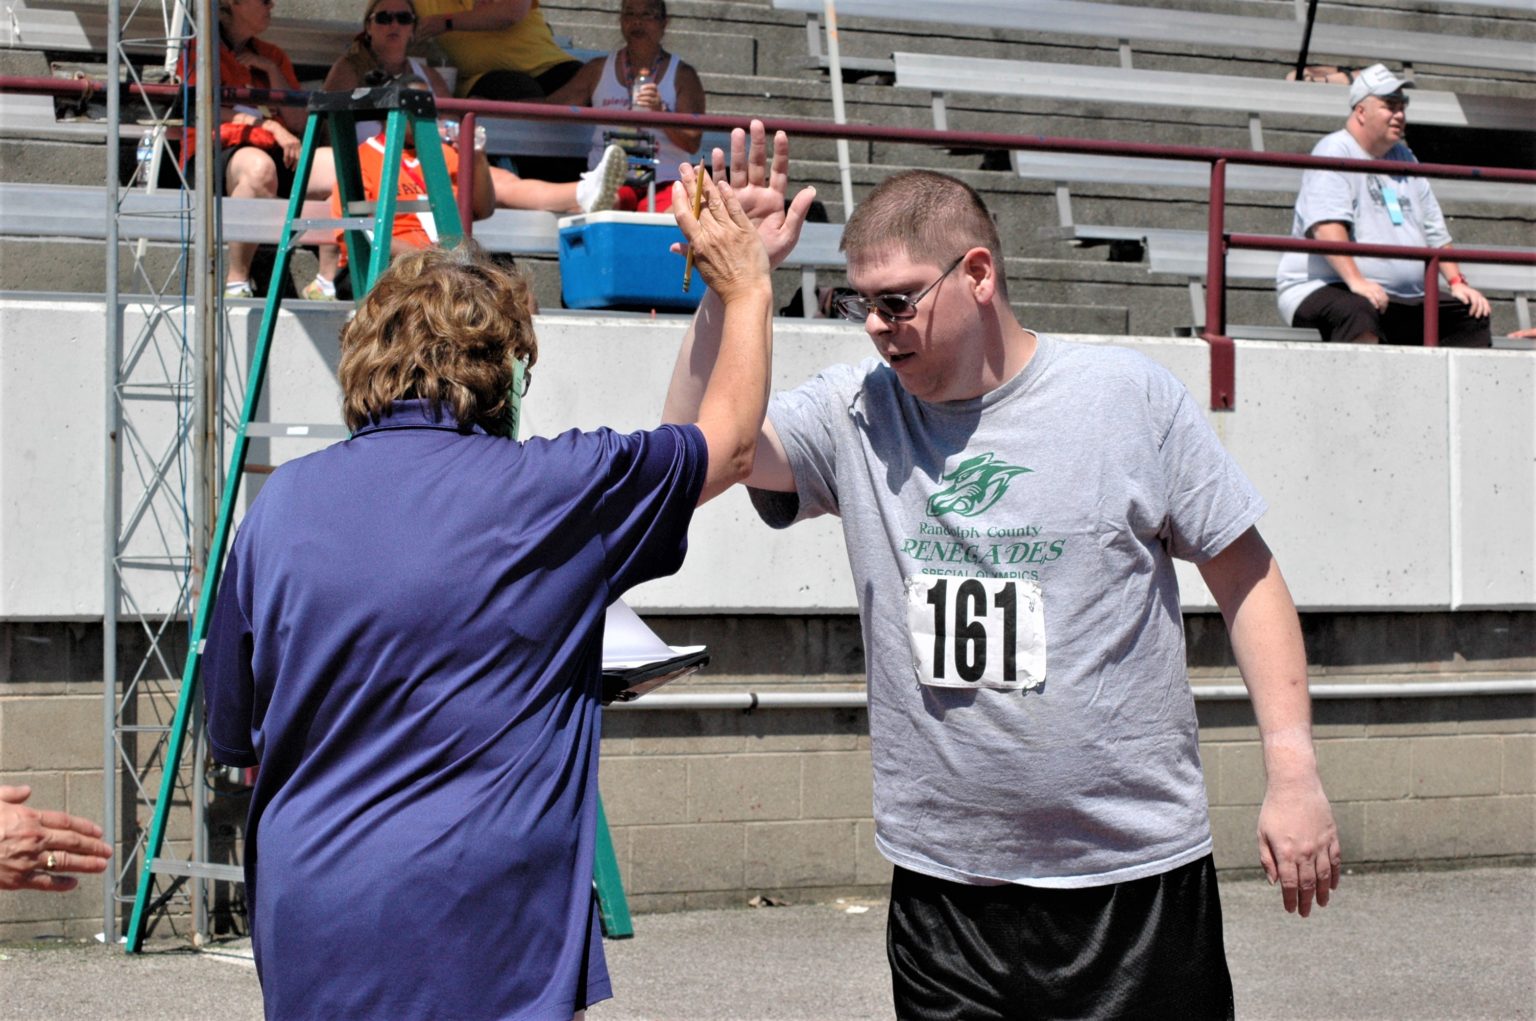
1010, 150, 1536, 248
0, 182, 845, 317
1143, 229, 1535, 333
1010, 151, 1536, 209
774, 0, 1536, 76
0, 2, 595, 72
895, 52, 1536, 146
1, 0, 356, 68
0, 181, 560, 253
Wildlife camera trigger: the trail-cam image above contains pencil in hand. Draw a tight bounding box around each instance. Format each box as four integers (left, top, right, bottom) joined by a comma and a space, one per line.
682, 160, 705, 292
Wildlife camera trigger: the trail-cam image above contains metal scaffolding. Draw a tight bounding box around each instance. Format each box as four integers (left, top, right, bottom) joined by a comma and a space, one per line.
102, 0, 223, 945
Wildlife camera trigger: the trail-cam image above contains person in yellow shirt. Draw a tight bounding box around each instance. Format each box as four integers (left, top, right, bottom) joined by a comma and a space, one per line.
412, 0, 583, 100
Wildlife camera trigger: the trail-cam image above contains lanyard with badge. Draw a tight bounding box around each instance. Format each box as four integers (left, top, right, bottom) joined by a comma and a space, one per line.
1377, 177, 1406, 226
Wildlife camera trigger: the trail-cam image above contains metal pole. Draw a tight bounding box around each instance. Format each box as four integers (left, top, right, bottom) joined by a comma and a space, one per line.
459, 112, 477, 236
102, 0, 123, 945
1424, 256, 1441, 347
822, 1, 857, 219
191, 0, 220, 944
611, 677, 1536, 711
1202, 159, 1235, 410
1205, 159, 1228, 340
1293, 0, 1321, 81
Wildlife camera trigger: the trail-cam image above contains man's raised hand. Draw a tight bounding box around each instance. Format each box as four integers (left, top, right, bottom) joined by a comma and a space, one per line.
707, 119, 816, 269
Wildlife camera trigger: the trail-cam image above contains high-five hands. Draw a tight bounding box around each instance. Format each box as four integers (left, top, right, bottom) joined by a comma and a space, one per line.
672, 168, 770, 304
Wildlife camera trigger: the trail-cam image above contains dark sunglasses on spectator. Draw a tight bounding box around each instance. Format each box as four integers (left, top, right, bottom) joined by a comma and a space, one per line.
371, 10, 416, 26
832, 254, 965, 323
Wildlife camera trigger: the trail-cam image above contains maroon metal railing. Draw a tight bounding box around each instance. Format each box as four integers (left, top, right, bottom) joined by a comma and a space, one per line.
4, 73, 1533, 409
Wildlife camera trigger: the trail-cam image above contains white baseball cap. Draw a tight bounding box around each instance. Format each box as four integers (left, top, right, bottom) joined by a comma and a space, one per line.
1349, 63, 1413, 107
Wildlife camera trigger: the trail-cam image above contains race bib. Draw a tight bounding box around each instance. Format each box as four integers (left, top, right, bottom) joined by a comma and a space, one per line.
904, 575, 1047, 690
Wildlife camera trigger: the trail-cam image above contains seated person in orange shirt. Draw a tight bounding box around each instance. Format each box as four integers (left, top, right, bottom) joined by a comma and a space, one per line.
328, 77, 494, 283
182, 0, 336, 298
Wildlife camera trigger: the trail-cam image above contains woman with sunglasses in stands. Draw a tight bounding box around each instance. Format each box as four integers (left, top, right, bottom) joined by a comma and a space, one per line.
308, 0, 626, 298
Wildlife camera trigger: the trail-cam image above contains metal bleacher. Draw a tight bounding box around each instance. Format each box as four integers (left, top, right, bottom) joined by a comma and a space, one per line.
0, 180, 847, 315
894, 52, 1536, 147
774, 0, 1536, 76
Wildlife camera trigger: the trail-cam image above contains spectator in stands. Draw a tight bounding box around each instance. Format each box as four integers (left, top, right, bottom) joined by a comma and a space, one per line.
308, 0, 625, 298
321, 74, 494, 294
412, 0, 583, 99
545, 0, 705, 212
1, 785, 112, 893
201, 172, 772, 1019
666, 125, 1340, 1020
1277, 63, 1491, 346
183, 0, 336, 299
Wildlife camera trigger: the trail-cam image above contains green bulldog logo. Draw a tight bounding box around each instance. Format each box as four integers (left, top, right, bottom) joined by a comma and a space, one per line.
927, 453, 1032, 518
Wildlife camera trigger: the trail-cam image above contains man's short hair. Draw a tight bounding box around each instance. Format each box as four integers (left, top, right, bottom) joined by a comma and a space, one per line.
338, 242, 538, 434
840, 170, 1007, 298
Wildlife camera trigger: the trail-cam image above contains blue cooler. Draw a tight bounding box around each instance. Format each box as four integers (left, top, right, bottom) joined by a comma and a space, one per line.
557, 211, 703, 312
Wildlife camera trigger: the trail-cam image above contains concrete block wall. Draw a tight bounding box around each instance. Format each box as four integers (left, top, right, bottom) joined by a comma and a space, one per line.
597, 692, 1536, 913
3, 614, 1533, 937
599, 706, 885, 911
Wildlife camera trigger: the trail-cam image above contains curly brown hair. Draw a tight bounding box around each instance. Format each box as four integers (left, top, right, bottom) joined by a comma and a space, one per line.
338, 242, 538, 433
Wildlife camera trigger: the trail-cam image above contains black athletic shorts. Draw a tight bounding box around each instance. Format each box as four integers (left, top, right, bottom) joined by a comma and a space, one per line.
887, 855, 1234, 1020
1293, 282, 1491, 347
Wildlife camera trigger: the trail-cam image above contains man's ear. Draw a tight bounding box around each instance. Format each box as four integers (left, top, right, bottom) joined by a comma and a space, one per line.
963, 247, 996, 305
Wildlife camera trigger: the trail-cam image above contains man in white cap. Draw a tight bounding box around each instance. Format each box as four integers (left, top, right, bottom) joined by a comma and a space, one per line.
1276, 63, 1491, 346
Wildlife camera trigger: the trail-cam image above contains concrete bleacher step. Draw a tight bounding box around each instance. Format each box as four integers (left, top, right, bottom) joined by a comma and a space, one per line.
1015, 301, 1131, 336
4, 0, 1529, 342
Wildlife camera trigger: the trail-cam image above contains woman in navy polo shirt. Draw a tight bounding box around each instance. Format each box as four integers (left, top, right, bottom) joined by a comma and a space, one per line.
202, 168, 774, 1019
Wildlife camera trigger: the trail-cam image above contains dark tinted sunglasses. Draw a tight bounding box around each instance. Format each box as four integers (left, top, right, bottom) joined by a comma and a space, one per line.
371, 10, 416, 26
832, 254, 964, 323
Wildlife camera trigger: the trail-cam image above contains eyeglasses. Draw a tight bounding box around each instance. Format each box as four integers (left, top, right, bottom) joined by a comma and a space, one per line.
371, 10, 416, 26
620, 9, 664, 20
832, 255, 964, 323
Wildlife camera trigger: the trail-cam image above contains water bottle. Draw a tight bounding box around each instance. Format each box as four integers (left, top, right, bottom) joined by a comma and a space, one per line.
630, 66, 652, 108
135, 131, 155, 185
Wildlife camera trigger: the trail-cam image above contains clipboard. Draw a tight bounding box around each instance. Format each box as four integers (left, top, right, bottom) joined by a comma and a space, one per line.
601, 599, 709, 703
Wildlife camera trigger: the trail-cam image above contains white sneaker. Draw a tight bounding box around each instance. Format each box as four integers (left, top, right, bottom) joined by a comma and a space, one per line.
302, 276, 337, 301
224, 279, 254, 299
576, 144, 627, 214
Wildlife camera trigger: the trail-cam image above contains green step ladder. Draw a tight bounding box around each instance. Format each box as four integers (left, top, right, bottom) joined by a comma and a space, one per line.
126, 81, 632, 952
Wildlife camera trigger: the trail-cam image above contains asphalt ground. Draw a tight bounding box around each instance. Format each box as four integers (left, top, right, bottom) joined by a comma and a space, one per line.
2, 864, 1532, 1020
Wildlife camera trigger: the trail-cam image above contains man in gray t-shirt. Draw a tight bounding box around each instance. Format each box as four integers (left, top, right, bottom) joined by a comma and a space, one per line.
1276, 62, 1491, 346
664, 128, 1340, 1019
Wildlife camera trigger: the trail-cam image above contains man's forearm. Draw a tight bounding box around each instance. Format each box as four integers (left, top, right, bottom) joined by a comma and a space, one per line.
1233, 571, 1318, 783
1200, 530, 1317, 776
662, 289, 725, 426
1312, 222, 1370, 288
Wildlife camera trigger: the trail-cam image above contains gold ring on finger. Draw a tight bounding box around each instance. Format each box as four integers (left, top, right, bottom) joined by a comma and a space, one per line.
45, 851, 57, 870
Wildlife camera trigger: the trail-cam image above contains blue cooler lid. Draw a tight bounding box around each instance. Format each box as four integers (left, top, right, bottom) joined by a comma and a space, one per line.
557, 211, 679, 230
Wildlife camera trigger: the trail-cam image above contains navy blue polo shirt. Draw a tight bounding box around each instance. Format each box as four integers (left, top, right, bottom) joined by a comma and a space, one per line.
203, 399, 706, 1020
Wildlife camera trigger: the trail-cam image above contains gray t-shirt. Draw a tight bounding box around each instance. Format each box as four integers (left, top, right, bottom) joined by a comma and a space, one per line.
1276, 129, 1453, 325
751, 335, 1265, 887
